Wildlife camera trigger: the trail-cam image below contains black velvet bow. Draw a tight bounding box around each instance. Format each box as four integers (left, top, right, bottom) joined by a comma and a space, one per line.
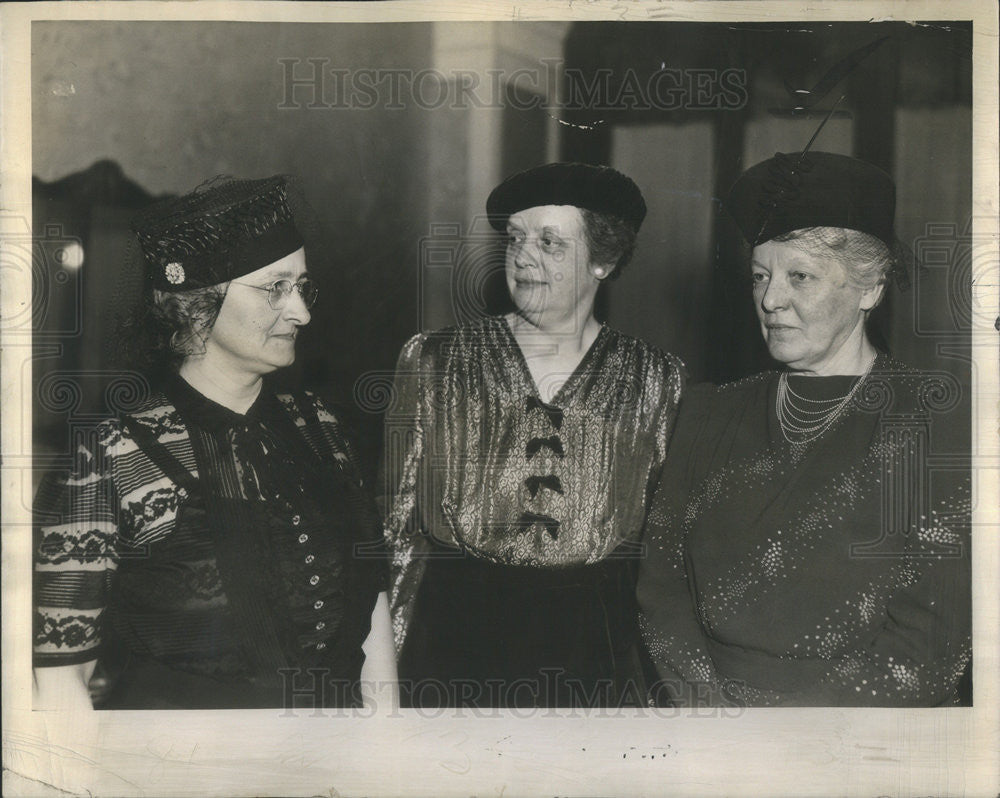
526, 435, 565, 459
230, 422, 301, 505
525, 395, 564, 430
524, 474, 564, 499
517, 510, 561, 540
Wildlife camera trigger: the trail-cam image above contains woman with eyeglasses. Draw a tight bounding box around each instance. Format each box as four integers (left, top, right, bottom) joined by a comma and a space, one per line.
32, 176, 396, 709
383, 163, 684, 707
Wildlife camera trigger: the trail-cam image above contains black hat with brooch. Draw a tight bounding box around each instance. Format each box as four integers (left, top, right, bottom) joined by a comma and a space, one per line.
486, 162, 647, 233
725, 151, 896, 248
132, 175, 305, 291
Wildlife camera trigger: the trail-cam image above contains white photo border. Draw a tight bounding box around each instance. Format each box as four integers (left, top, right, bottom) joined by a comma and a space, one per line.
2, 2, 997, 796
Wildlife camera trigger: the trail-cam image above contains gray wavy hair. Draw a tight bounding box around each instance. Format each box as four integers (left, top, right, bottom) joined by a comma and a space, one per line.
770, 226, 894, 306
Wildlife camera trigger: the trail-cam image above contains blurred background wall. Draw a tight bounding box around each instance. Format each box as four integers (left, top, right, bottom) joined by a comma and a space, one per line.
31, 20, 972, 471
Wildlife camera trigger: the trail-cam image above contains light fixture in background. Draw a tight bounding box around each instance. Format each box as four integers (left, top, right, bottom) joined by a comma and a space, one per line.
54, 240, 84, 270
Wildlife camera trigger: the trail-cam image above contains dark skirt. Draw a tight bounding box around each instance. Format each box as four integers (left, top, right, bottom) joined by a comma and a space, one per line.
399, 547, 648, 708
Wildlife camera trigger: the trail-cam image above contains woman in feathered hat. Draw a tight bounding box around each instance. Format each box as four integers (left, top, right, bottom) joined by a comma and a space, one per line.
636, 152, 971, 706
32, 176, 395, 709
383, 162, 684, 707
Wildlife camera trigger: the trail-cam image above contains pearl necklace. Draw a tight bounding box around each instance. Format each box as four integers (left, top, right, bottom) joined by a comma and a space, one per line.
775, 354, 876, 444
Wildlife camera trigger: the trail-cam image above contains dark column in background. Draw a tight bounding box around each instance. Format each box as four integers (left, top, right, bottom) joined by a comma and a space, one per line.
706, 28, 762, 383
559, 24, 612, 166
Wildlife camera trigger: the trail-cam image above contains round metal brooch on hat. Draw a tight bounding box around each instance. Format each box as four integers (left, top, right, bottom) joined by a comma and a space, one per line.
164, 262, 185, 285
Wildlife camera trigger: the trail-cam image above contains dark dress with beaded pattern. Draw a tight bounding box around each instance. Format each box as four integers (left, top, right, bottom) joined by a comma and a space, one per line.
383, 315, 684, 707
636, 354, 971, 706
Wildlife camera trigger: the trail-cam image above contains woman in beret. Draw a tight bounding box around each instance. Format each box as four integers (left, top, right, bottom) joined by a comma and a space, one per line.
383, 162, 684, 708
636, 152, 971, 706
33, 176, 395, 709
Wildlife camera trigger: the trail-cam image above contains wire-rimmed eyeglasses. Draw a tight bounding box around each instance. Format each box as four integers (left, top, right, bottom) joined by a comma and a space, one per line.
231, 277, 319, 309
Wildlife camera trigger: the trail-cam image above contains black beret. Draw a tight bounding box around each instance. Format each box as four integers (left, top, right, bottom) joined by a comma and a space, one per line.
132, 175, 304, 291
486, 162, 647, 233
725, 151, 896, 248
